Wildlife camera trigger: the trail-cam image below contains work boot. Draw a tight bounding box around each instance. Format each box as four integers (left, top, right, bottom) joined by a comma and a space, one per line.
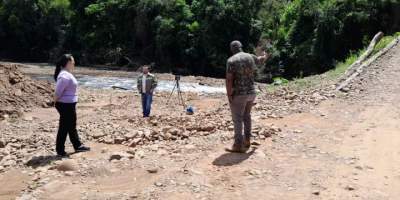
244, 137, 251, 149
225, 143, 246, 153
57, 151, 68, 157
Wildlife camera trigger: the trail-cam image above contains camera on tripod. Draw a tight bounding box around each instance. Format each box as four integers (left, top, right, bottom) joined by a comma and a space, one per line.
168, 68, 187, 109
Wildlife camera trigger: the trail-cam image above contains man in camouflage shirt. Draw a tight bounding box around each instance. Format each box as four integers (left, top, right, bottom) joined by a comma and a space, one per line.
226, 40, 269, 153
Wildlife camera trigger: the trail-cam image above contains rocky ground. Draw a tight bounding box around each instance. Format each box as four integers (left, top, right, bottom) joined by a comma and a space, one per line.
1, 43, 400, 200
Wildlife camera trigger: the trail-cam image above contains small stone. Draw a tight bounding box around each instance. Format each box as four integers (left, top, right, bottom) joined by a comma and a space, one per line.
64, 171, 75, 176
181, 132, 190, 138
136, 130, 144, 137
341, 87, 350, 93
23, 115, 33, 121
111, 151, 134, 161
143, 130, 151, 139
129, 138, 141, 148
149, 145, 159, 151
154, 182, 163, 187
114, 137, 125, 144
16, 194, 35, 200
345, 185, 355, 191
2, 159, 16, 167
169, 128, 179, 136
104, 137, 114, 144
248, 169, 261, 176
312, 191, 320, 196
156, 149, 168, 156
161, 126, 172, 133
135, 150, 145, 159
365, 165, 374, 170
125, 132, 137, 140
147, 168, 158, 173
126, 150, 136, 156
199, 125, 215, 132
184, 144, 196, 150
163, 133, 172, 140
355, 166, 363, 170
255, 150, 266, 158
101, 148, 108, 154
57, 160, 78, 172
0, 140, 6, 148
92, 132, 105, 139
129, 194, 138, 199
271, 126, 281, 132
9, 143, 22, 149
109, 153, 123, 161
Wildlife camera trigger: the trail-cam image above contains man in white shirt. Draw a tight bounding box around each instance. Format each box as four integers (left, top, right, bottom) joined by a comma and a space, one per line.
137, 66, 158, 117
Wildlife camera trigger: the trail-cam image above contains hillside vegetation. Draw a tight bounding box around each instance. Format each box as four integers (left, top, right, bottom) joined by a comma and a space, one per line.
0, 0, 399, 81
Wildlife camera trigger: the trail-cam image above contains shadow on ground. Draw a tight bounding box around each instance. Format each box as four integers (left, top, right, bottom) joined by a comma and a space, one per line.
212, 147, 256, 166
25, 155, 61, 168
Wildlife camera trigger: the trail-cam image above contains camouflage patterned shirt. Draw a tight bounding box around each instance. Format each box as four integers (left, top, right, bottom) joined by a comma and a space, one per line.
226, 52, 260, 96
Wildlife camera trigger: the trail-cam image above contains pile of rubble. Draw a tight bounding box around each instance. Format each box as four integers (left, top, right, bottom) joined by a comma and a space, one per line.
255, 86, 336, 118
0, 63, 53, 119
80, 112, 281, 147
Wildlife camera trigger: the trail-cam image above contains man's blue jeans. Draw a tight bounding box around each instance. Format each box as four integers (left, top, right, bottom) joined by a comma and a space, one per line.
141, 93, 153, 117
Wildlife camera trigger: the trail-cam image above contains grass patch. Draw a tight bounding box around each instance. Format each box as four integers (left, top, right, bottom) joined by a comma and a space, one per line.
265, 32, 399, 92
371, 32, 400, 55
265, 50, 364, 92
326, 50, 363, 79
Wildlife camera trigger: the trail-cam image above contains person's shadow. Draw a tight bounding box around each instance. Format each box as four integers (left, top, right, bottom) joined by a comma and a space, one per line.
25, 153, 74, 168
212, 147, 256, 166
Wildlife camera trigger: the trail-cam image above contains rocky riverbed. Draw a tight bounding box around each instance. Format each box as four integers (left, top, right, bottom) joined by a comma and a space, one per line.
0, 62, 339, 199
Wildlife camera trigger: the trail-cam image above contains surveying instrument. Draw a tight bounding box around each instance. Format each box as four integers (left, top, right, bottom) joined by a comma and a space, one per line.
167, 75, 186, 109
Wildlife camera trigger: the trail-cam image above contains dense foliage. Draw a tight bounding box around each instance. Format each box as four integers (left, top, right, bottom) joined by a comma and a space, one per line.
261, 0, 400, 79
0, 0, 399, 80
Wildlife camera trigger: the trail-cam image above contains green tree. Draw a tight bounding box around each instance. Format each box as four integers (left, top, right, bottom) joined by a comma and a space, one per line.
262, 0, 400, 79
191, 0, 263, 76
0, 0, 71, 60
0, 0, 399, 79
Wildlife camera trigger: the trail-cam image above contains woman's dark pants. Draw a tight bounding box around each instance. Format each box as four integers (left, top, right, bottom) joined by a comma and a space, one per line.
55, 102, 82, 155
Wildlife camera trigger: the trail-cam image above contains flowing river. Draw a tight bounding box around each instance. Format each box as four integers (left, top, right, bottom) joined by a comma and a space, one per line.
31, 74, 226, 94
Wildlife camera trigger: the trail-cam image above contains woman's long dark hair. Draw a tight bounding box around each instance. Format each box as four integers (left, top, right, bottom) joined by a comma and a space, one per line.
54, 54, 73, 81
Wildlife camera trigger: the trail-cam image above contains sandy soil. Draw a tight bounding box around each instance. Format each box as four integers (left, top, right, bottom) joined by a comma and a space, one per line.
1, 44, 400, 200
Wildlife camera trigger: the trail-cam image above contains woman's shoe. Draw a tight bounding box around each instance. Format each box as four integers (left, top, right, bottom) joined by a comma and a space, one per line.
75, 145, 91, 152
57, 152, 68, 157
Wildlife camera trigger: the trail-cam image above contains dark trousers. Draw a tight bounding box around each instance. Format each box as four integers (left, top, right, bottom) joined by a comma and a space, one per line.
229, 94, 256, 145
141, 93, 153, 117
55, 102, 82, 154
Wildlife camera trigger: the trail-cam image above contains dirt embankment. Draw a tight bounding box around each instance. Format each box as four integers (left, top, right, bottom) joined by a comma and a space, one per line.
0, 63, 53, 119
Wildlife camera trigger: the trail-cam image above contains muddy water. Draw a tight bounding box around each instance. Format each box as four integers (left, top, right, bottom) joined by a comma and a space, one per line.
30, 74, 226, 94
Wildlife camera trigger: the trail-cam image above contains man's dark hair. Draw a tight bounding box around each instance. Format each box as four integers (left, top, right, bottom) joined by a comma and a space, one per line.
230, 40, 243, 54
